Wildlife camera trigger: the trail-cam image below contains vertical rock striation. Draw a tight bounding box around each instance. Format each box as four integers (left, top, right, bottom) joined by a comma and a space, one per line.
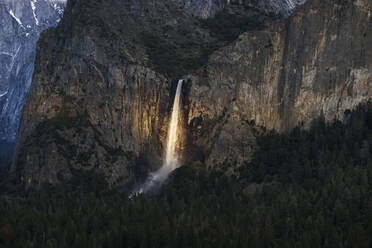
187, 0, 372, 168
12, 0, 198, 188
0, 0, 65, 148
12, 0, 372, 187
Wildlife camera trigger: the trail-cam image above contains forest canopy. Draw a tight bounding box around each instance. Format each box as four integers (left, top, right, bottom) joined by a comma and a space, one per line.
0, 101, 371, 247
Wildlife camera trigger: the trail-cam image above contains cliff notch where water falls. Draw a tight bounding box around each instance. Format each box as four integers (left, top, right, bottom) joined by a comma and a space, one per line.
11, 0, 372, 189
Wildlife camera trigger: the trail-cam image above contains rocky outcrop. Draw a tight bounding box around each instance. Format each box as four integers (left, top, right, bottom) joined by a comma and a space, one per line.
12, 0, 372, 188
187, 0, 372, 168
12, 0, 212, 188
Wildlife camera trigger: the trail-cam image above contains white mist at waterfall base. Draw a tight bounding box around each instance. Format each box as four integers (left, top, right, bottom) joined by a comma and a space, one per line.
131, 80, 183, 196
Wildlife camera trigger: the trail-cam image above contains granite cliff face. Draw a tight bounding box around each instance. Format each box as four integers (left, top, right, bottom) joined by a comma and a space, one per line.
13, 0, 207, 187
12, 0, 372, 188
0, 0, 65, 147
187, 0, 372, 168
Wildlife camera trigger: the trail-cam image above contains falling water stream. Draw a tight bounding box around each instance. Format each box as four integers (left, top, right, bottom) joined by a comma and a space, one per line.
131, 79, 183, 195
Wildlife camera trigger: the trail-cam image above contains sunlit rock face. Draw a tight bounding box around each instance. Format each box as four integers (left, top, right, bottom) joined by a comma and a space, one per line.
0, 0, 65, 144
187, 0, 372, 168
170, 0, 306, 18
12, 0, 372, 188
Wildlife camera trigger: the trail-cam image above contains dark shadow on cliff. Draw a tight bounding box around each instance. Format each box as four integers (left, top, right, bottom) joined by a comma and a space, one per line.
239, 101, 372, 185
0, 141, 14, 172
142, 5, 272, 78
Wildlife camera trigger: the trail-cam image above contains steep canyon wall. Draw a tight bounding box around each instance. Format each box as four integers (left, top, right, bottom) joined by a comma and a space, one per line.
12, 0, 372, 187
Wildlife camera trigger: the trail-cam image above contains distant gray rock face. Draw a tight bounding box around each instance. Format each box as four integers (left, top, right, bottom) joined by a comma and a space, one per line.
170, 0, 306, 19
0, 0, 65, 143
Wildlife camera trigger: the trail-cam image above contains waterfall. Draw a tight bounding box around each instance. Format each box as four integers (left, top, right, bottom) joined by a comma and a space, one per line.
131, 79, 183, 195
164, 79, 183, 171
